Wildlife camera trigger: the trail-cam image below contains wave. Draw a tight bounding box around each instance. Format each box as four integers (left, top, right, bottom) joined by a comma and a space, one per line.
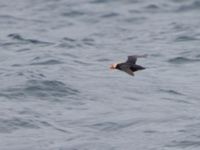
196, 54, 200, 58
58, 37, 81, 48
0, 80, 79, 99
100, 12, 119, 18
82, 38, 95, 46
145, 4, 159, 10
159, 89, 184, 96
24, 80, 79, 97
0, 117, 39, 133
62, 37, 76, 42
8, 33, 53, 45
175, 35, 198, 42
168, 57, 200, 64
0, 116, 70, 134
30, 59, 63, 65
177, 1, 200, 12
166, 140, 200, 149
96, 58, 111, 62
61, 10, 85, 17
90, 0, 111, 4
89, 120, 142, 132
144, 4, 161, 13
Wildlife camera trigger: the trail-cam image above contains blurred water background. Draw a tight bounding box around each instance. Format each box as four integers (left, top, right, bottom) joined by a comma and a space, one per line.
0, 0, 200, 149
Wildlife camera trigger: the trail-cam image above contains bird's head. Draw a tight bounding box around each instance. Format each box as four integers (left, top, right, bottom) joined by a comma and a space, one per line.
110, 63, 117, 69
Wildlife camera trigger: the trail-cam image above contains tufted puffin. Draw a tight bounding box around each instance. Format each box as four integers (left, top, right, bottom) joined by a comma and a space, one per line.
110, 54, 147, 76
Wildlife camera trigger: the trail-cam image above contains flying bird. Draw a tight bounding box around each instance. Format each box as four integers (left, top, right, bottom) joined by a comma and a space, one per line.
110, 54, 147, 76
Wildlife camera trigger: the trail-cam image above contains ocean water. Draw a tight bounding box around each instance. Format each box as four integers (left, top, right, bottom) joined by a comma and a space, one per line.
0, 0, 200, 150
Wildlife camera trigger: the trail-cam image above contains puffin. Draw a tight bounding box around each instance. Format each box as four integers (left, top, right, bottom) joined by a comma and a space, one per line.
110, 54, 147, 76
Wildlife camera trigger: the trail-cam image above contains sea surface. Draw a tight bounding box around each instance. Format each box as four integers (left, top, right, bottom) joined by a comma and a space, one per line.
0, 0, 200, 150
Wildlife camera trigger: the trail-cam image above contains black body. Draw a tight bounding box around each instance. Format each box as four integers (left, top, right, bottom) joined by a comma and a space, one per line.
116, 63, 145, 72
116, 55, 146, 76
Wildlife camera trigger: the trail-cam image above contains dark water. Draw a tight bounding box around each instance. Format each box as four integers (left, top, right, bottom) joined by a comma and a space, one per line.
0, 0, 200, 150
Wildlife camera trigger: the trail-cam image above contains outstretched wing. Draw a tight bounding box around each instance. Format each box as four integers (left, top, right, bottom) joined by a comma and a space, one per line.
126, 55, 137, 64
124, 68, 134, 76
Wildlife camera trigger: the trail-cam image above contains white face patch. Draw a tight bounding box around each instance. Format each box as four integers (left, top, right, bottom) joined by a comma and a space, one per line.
113, 63, 117, 68
110, 64, 117, 69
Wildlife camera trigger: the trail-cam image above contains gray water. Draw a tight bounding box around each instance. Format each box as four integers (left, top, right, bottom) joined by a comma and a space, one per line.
0, 0, 200, 150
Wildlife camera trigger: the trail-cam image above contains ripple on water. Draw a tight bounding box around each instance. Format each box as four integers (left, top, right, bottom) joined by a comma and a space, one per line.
159, 89, 184, 96
177, 0, 200, 12
168, 57, 200, 64
96, 58, 111, 62
175, 35, 199, 42
8, 33, 53, 45
144, 4, 160, 13
100, 12, 119, 18
0, 117, 39, 133
90, 0, 111, 4
166, 140, 200, 149
62, 37, 76, 42
24, 80, 79, 98
30, 59, 63, 66
61, 10, 85, 17
0, 14, 26, 24
82, 37, 95, 46
123, 16, 146, 24
0, 80, 79, 99
89, 120, 141, 132
145, 4, 159, 10
60, 143, 114, 150
58, 37, 81, 49
0, 116, 69, 134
